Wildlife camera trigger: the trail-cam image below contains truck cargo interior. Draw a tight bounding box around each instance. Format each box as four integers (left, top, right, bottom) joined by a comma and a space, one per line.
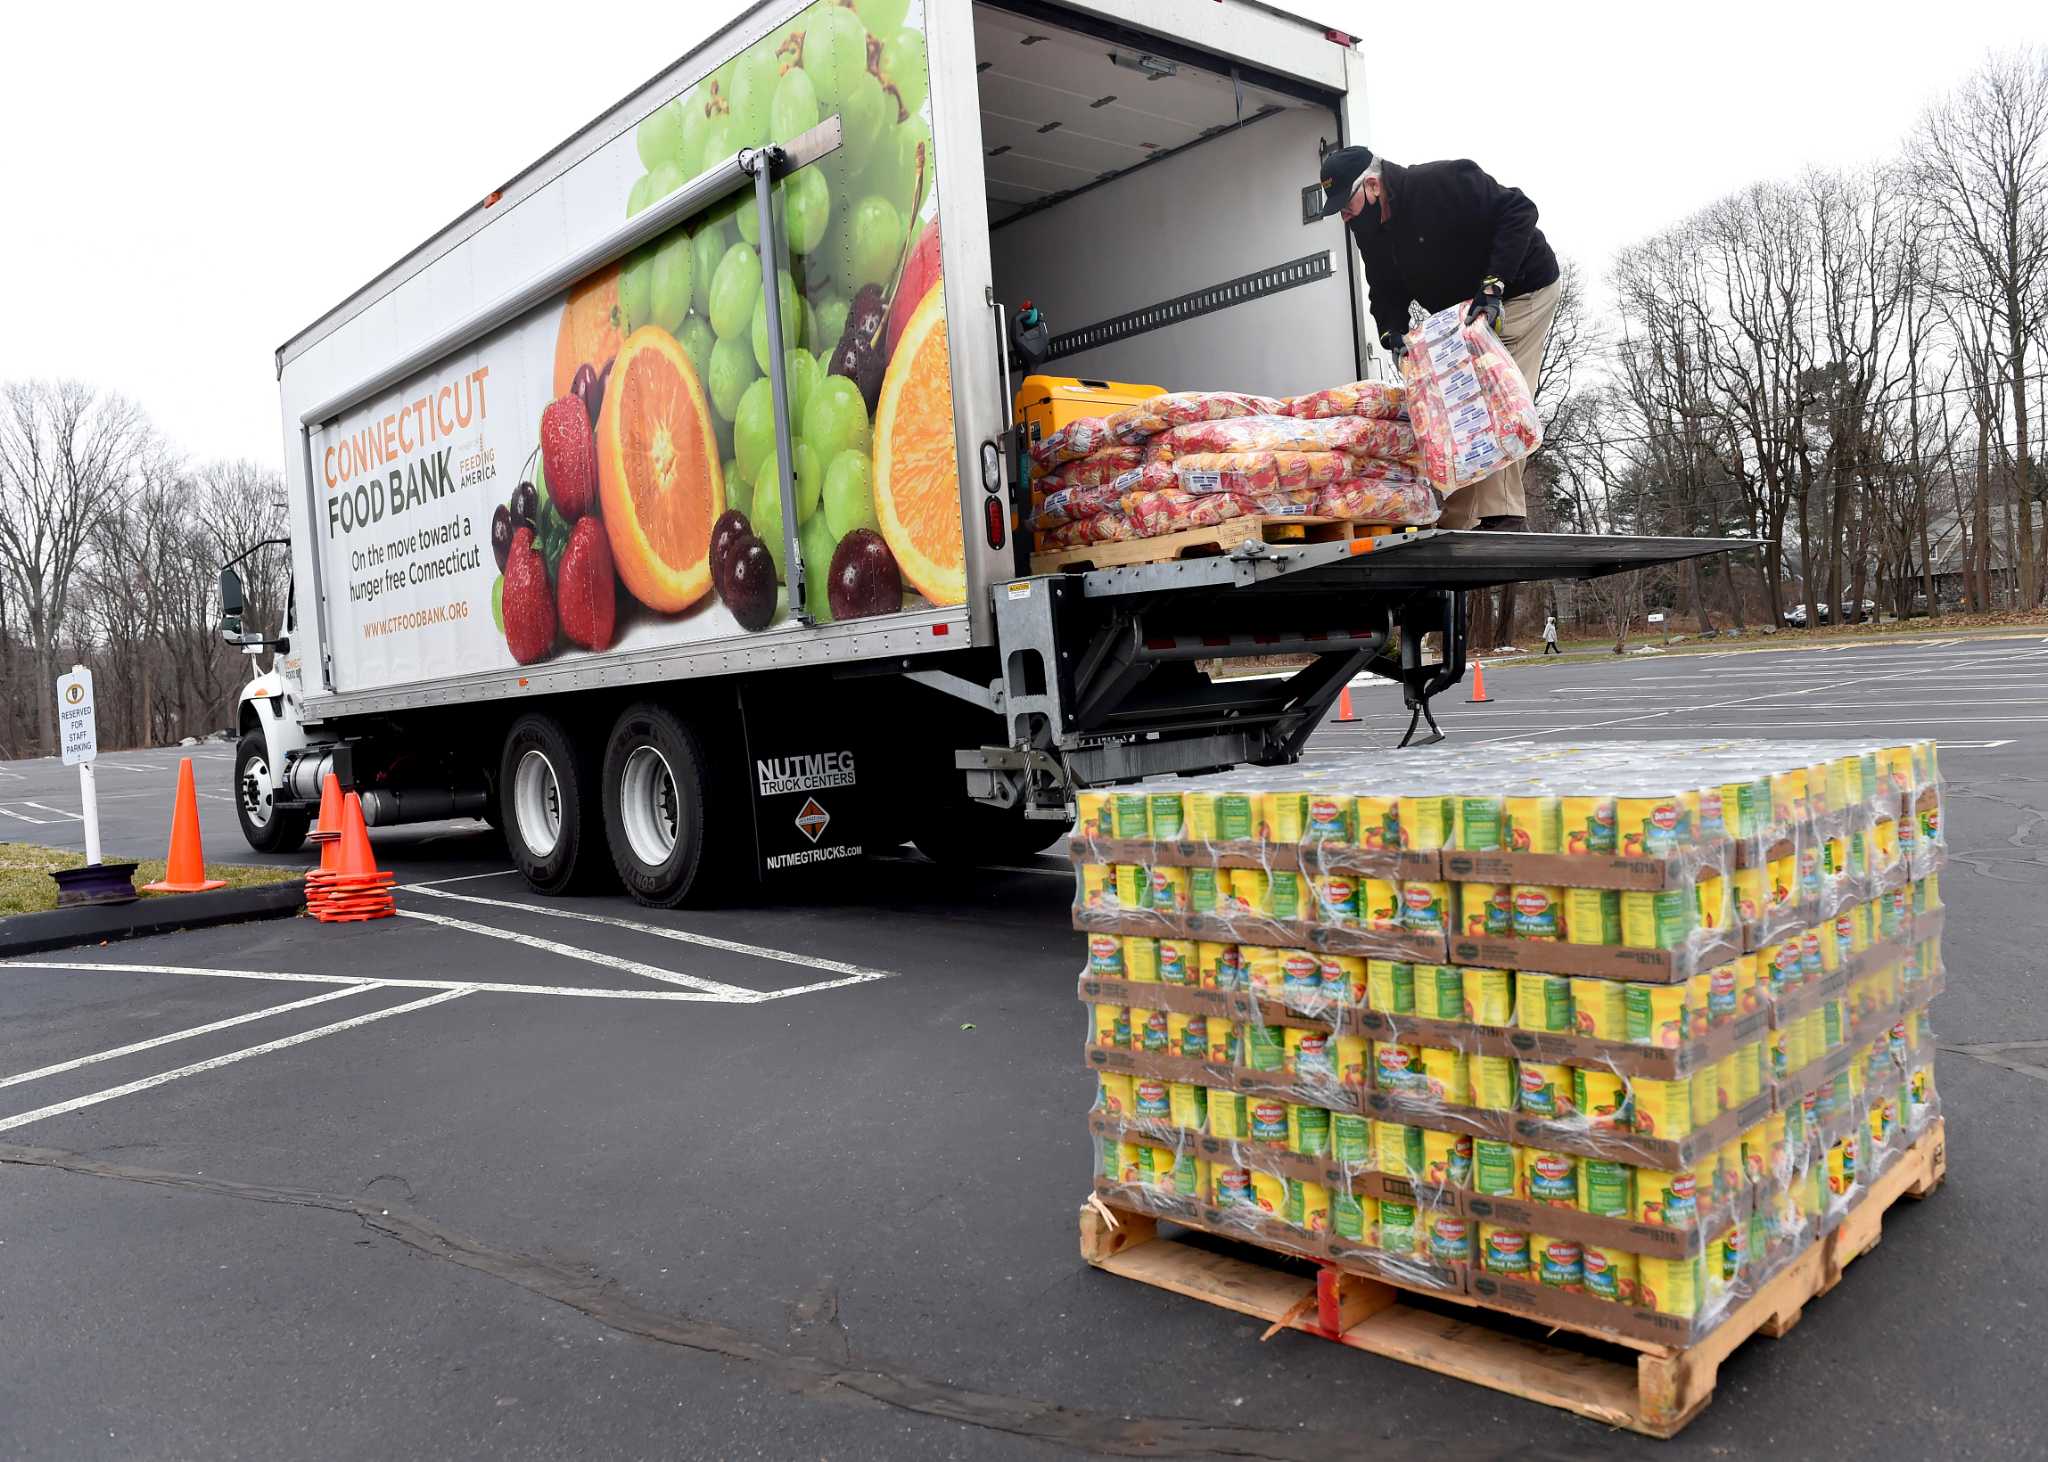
972, 3, 1361, 396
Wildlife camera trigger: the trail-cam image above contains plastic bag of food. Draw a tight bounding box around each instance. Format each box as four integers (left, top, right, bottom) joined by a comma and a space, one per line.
1103, 391, 1288, 443
1124, 489, 1319, 537
1168, 450, 1356, 494
1286, 380, 1408, 422
1153, 413, 1417, 460
1029, 415, 1121, 467
1035, 484, 1128, 528
1037, 445, 1150, 491
1311, 478, 1443, 526
1036, 512, 1139, 550
1107, 462, 1179, 495
1400, 303, 1543, 491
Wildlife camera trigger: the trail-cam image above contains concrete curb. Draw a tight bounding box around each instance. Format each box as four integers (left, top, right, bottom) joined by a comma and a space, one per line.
0, 881, 305, 958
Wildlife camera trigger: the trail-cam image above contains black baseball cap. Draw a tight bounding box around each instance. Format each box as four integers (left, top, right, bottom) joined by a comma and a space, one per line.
1313, 145, 1375, 219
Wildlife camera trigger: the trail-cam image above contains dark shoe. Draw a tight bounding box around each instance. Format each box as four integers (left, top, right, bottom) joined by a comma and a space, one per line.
1475, 515, 1528, 532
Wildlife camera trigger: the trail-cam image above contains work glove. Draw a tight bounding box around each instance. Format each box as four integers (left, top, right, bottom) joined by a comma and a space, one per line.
1380, 330, 1409, 366
1466, 279, 1505, 331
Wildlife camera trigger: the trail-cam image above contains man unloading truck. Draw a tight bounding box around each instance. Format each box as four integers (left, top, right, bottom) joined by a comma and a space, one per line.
1312, 144, 1560, 652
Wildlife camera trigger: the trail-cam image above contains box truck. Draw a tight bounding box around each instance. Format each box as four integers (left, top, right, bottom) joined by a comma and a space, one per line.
225, 0, 1735, 904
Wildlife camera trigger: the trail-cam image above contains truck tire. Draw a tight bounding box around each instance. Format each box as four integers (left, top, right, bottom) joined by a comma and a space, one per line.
912, 799, 1068, 867
234, 732, 308, 854
600, 702, 723, 907
499, 712, 601, 894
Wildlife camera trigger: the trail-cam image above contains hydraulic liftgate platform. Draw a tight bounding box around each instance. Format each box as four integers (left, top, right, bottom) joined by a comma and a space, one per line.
966, 530, 1756, 817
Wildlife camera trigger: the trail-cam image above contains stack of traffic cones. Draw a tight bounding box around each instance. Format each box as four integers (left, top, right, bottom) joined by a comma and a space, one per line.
306, 789, 395, 922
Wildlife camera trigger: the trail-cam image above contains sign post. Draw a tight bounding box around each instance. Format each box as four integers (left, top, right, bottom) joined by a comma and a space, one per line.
58, 666, 101, 863
50, 666, 134, 907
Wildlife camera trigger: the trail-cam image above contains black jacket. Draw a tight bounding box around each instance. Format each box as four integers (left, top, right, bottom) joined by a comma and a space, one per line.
1346, 159, 1559, 344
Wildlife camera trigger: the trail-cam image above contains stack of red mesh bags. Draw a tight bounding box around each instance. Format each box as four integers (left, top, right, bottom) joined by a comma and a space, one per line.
1030, 384, 1439, 553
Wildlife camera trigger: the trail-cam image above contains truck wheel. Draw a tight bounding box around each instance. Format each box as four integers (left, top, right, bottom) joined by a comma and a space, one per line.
500, 712, 600, 894
912, 800, 1068, 867
601, 702, 718, 908
235, 733, 308, 854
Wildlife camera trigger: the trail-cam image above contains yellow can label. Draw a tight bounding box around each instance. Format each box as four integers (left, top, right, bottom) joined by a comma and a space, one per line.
1183, 792, 1218, 843
1467, 968, 1514, 1026
1454, 795, 1505, 851
1624, 982, 1686, 1046
1635, 1253, 1700, 1317
1228, 867, 1267, 913
1076, 791, 1109, 840
1399, 795, 1452, 852
1110, 793, 1150, 839
1081, 863, 1113, 908
1123, 936, 1160, 983
1335, 1034, 1371, 1088
1240, 945, 1285, 995
1521, 1147, 1579, 1207
1732, 865, 1764, 924
1420, 1128, 1473, 1187
1093, 1002, 1128, 1049
1691, 1061, 1722, 1123
1096, 1072, 1133, 1118
1400, 880, 1451, 934
1564, 886, 1620, 945
1367, 959, 1414, 1014
1506, 795, 1563, 852
1573, 1068, 1631, 1130
1472, 1054, 1518, 1110
1361, 878, 1403, 932
1458, 882, 1510, 938
1199, 1087, 1241, 1139
1376, 1120, 1422, 1178
1166, 1011, 1209, 1061
1636, 1168, 1700, 1227
1114, 864, 1146, 909
1249, 1170, 1288, 1217
1569, 977, 1626, 1040
1169, 1081, 1208, 1130
1561, 795, 1618, 854
1416, 1045, 1471, 1105
1319, 953, 1367, 1005
1617, 795, 1687, 856
1261, 792, 1306, 844
1515, 971, 1573, 1032
1196, 942, 1240, 990
1354, 796, 1399, 851
1148, 791, 1186, 840
1516, 1061, 1573, 1118
1580, 1242, 1638, 1304
1631, 1077, 1694, 1139
1510, 884, 1564, 940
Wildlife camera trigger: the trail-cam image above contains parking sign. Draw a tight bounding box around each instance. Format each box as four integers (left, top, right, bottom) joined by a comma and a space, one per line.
58, 667, 96, 766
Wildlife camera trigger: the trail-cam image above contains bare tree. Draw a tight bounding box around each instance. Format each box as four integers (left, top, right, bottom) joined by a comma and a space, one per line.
1924, 46, 2048, 604
0, 381, 152, 753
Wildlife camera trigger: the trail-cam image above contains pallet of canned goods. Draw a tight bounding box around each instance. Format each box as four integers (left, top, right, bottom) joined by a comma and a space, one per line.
1073, 739, 1947, 1436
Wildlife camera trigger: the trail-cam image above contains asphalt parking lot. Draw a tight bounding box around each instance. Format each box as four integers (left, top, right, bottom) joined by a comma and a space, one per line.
2, 634, 2043, 1459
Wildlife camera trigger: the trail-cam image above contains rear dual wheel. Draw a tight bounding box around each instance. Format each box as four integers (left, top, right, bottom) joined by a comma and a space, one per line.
601, 701, 722, 908
499, 712, 602, 895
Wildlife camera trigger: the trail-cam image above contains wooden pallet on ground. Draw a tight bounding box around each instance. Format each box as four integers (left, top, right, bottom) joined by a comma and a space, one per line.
1079, 1119, 1944, 1439
1030, 517, 1405, 573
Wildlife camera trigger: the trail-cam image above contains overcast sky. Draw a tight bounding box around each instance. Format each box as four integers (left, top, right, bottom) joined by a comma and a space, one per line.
1, 0, 2040, 470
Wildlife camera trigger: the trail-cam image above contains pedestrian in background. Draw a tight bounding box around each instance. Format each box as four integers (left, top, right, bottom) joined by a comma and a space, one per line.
1542, 614, 1560, 655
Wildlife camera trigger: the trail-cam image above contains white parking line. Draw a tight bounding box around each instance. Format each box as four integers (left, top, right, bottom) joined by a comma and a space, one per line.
407, 885, 905, 987
19, 801, 84, 821
0, 807, 55, 825
1, 960, 887, 1004
395, 908, 760, 1001
0, 985, 377, 1091
0, 989, 469, 1135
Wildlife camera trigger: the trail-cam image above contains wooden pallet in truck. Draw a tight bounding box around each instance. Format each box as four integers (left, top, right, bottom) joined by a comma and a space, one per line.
1079, 1119, 1945, 1438
1031, 517, 1408, 573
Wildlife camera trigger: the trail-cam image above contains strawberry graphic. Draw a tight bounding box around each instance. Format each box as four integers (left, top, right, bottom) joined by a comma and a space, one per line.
540, 394, 597, 521
556, 515, 617, 651
501, 526, 556, 665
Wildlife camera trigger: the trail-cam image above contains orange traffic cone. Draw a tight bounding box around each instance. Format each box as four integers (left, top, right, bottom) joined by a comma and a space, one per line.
1467, 660, 1493, 704
1333, 684, 1360, 723
306, 772, 343, 845
143, 758, 227, 893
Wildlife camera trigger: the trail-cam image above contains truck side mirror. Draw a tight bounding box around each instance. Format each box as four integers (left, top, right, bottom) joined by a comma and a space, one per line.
220, 567, 245, 640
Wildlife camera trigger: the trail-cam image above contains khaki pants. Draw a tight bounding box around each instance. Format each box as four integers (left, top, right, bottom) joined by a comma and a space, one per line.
1436, 278, 1561, 530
